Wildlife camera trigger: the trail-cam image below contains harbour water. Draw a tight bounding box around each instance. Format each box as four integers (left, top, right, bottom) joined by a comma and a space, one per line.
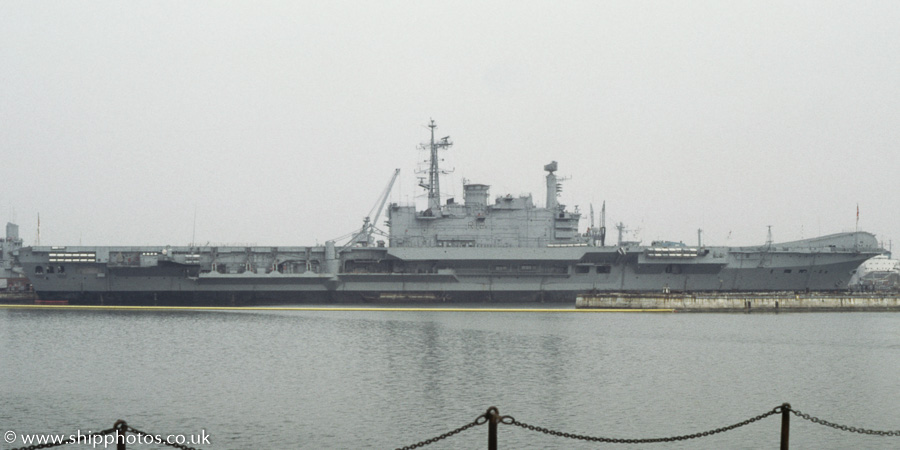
2, 306, 899, 449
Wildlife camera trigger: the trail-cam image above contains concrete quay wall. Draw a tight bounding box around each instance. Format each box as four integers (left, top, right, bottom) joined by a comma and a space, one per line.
575, 292, 900, 312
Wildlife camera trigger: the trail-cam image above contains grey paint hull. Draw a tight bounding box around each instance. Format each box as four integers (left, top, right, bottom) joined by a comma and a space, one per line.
17, 232, 881, 305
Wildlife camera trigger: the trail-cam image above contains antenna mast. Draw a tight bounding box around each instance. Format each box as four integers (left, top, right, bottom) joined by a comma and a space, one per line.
616, 222, 626, 246
589, 203, 595, 234
417, 119, 453, 213
600, 201, 606, 246
543, 161, 568, 211
192, 208, 197, 248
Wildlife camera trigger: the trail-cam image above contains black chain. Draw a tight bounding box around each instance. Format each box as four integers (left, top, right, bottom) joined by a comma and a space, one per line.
789, 407, 900, 437
11, 405, 899, 450
7, 427, 117, 450
502, 406, 781, 444
395, 412, 489, 449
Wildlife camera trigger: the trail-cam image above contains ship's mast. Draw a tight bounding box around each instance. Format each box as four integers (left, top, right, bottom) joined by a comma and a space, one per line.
545, 162, 558, 211
600, 201, 606, 246
590, 204, 595, 231
418, 119, 453, 213
589, 203, 608, 246
544, 161, 567, 211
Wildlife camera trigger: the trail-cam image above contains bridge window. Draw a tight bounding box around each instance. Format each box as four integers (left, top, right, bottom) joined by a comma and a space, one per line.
34, 266, 43, 275
576, 266, 590, 274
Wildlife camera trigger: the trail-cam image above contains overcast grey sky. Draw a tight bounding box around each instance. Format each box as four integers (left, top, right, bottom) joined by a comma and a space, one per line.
2, 1, 898, 248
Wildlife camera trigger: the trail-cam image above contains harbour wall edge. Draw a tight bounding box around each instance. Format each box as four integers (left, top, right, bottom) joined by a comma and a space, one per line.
575, 292, 900, 312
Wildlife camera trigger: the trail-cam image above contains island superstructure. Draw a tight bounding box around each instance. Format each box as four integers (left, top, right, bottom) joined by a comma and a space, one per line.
1, 223, 32, 296
17, 121, 883, 305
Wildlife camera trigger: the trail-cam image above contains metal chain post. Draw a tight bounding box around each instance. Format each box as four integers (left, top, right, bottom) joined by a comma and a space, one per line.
486, 407, 500, 450
114, 420, 127, 450
780, 403, 790, 450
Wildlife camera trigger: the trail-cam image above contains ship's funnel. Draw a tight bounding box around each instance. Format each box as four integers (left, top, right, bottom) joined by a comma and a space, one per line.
464, 184, 490, 207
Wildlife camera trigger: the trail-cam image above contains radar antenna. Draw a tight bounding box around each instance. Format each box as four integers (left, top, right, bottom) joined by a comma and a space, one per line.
544, 161, 570, 211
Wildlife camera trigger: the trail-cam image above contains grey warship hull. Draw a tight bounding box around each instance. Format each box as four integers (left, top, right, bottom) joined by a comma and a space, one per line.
14, 121, 883, 305
17, 232, 880, 305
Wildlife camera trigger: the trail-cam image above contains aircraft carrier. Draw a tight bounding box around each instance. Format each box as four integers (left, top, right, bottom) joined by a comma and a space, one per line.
16, 121, 883, 305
